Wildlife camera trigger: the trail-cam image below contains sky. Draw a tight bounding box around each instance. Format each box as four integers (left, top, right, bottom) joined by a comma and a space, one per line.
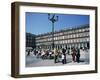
26, 12, 89, 35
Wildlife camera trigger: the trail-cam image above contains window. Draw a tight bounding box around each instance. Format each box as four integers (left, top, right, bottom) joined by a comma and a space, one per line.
62, 36, 64, 39
73, 34, 75, 38
65, 40, 67, 43
70, 35, 72, 38
86, 38, 89, 41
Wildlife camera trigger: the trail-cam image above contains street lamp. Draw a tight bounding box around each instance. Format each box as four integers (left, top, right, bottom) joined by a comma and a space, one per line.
48, 13, 58, 50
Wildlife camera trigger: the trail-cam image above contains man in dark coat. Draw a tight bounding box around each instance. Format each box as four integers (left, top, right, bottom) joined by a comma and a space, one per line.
76, 48, 80, 63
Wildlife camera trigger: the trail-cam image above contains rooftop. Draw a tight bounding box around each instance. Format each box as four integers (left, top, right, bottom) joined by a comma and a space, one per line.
36, 24, 89, 37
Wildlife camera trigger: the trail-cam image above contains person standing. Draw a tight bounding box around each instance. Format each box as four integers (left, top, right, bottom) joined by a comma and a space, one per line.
61, 53, 65, 64
72, 48, 76, 62
62, 48, 67, 64
54, 48, 58, 63
27, 50, 30, 56
49, 51, 52, 59
76, 48, 80, 63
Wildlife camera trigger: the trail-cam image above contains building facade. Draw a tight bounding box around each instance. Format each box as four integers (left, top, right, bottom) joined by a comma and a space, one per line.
35, 25, 90, 50
26, 33, 36, 49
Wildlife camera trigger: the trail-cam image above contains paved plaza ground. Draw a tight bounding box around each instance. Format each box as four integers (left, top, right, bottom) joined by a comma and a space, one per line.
26, 50, 89, 67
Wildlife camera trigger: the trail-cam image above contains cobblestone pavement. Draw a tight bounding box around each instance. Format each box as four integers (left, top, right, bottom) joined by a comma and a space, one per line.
26, 50, 89, 67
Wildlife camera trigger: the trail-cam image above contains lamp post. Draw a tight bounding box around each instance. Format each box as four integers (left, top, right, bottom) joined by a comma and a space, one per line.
48, 14, 58, 50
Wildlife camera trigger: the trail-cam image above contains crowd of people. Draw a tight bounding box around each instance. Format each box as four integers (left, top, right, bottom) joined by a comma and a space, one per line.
26, 47, 89, 64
